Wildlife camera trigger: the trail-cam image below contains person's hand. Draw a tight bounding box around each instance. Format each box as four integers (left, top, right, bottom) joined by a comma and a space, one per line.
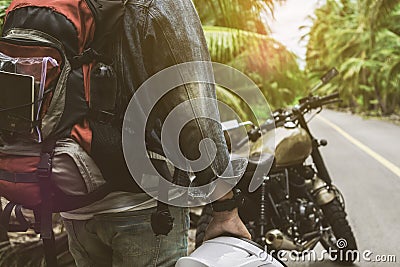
203, 208, 251, 241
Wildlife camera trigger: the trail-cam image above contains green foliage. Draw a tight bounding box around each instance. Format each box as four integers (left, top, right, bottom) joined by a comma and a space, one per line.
205, 26, 305, 110
196, 1, 306, 113
203, 26, 285, 65
0, 0, 10, 32
306, 0, 400, 115
193, 0, 276, 34
216, 86, 258, 122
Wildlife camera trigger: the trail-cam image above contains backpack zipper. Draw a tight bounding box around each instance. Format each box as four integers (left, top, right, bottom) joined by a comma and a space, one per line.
2, 28, 66, 59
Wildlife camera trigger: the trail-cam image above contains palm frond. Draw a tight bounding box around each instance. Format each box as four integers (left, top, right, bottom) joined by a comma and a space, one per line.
366, 0, 400, 29
194, 0, 276, 33
203, 26, 279, 63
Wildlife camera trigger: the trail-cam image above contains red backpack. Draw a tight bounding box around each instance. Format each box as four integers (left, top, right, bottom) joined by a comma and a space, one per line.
0, 1, 131, 265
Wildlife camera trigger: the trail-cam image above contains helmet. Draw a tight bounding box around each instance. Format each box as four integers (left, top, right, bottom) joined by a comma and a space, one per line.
176, 237, 286, 267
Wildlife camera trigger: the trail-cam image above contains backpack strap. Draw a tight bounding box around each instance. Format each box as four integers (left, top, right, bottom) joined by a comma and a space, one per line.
69, 0, 126, 69
42, 230, 57, 267
37, 139, 56, 238
0, 170, 39, 183
85, 0, 125, 53
36, 139, 58, 267
0, 202, 30, 233
12, 205, 30, 232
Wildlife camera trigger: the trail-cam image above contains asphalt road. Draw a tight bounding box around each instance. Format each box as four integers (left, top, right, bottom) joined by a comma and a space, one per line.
287, 109, 400, 267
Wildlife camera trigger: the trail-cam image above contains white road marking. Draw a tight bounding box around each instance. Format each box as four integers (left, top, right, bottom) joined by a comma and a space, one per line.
318, 116, 400, 178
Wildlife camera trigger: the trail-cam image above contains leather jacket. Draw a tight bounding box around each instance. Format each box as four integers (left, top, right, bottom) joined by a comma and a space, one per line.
114, 0, 234, 183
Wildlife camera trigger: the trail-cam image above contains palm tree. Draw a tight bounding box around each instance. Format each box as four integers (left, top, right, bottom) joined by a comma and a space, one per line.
193, 0, 276, 34
194, 0, 306, 112
306, 0, 400, 115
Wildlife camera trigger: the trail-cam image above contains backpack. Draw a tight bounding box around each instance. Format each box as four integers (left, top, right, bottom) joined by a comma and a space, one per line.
0, 1, 136, 265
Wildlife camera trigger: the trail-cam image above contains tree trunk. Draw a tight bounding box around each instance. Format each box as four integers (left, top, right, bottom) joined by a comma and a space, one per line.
373, 76, 388, 115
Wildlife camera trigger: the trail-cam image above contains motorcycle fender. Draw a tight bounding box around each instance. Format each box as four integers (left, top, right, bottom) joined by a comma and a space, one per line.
312, 176, 335, 205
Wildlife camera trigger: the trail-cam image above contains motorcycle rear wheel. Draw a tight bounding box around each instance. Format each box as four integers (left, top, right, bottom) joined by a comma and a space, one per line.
320, 199, 358, 265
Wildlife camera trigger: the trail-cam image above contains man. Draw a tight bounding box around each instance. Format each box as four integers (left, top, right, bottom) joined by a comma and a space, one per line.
61, 0, 250, 266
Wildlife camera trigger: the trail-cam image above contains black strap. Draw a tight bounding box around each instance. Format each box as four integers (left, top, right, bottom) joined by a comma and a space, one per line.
0, 170, 39, 183
37, 139, 58, 267
85, 0, 125, 58
0, 202, 15, 231
37, 143, 54, 240
36, 140, 55, 180
9, 205, 30, 232
150, 159, 174, 236
39, 195, 53, 239
70, 48, 102, 69
43, 231, 57, 267
0, 202, 30, 232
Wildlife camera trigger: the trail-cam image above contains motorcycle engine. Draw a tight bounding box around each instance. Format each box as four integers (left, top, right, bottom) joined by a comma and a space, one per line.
276, 199, 319, 238
272, 167, 320, 241
293, 200, 319, 236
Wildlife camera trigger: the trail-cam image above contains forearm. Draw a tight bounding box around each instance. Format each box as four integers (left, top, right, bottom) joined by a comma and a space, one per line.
147, 81, 233, 184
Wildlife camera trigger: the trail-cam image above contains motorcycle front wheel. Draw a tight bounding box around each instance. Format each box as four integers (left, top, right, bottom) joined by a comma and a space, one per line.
320, 199, 358, 265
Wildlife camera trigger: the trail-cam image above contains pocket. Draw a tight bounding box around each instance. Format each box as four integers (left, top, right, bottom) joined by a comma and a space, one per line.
89, 120, 142, 192
52, 138, 106, 195
90, 62, 117, 113
0, 29, 70, 142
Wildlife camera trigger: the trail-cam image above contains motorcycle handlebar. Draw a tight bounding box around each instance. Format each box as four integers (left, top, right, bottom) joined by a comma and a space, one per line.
234, 92, 340, 149
318, 92, 340, 104
298, 92, 340, 112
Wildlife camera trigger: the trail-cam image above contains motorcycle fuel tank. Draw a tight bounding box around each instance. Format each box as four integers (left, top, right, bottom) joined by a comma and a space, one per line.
236, 127, 312, 168
274, 127, 312, 167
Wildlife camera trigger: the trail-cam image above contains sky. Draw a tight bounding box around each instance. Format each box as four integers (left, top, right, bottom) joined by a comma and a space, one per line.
268, 0, 322, 68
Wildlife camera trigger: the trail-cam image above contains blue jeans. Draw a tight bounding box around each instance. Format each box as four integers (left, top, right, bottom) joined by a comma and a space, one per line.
63, 207, 189, 267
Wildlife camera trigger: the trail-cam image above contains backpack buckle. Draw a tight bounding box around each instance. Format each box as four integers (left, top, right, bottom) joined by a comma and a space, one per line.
71, 48, 101, 68
37, 152, 52, 178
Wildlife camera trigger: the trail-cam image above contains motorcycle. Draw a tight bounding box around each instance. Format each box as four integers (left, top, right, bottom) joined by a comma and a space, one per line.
195, 68, 358, 264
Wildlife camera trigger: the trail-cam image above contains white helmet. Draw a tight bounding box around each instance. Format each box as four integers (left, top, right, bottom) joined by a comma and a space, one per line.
176, 237, 286, 267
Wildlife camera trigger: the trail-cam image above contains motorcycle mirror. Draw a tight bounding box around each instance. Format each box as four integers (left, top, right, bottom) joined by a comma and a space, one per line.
321, 68, 339, 84
310, 68, 339, 93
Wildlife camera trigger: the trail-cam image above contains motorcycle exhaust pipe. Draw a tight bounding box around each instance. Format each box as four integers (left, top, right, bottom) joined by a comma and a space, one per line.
265, 229, 302, 251
265, 229, 321, 251
312, 177, 336, 206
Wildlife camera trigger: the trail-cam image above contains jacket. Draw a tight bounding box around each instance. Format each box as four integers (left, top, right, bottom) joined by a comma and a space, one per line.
115, 0, 234, 184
